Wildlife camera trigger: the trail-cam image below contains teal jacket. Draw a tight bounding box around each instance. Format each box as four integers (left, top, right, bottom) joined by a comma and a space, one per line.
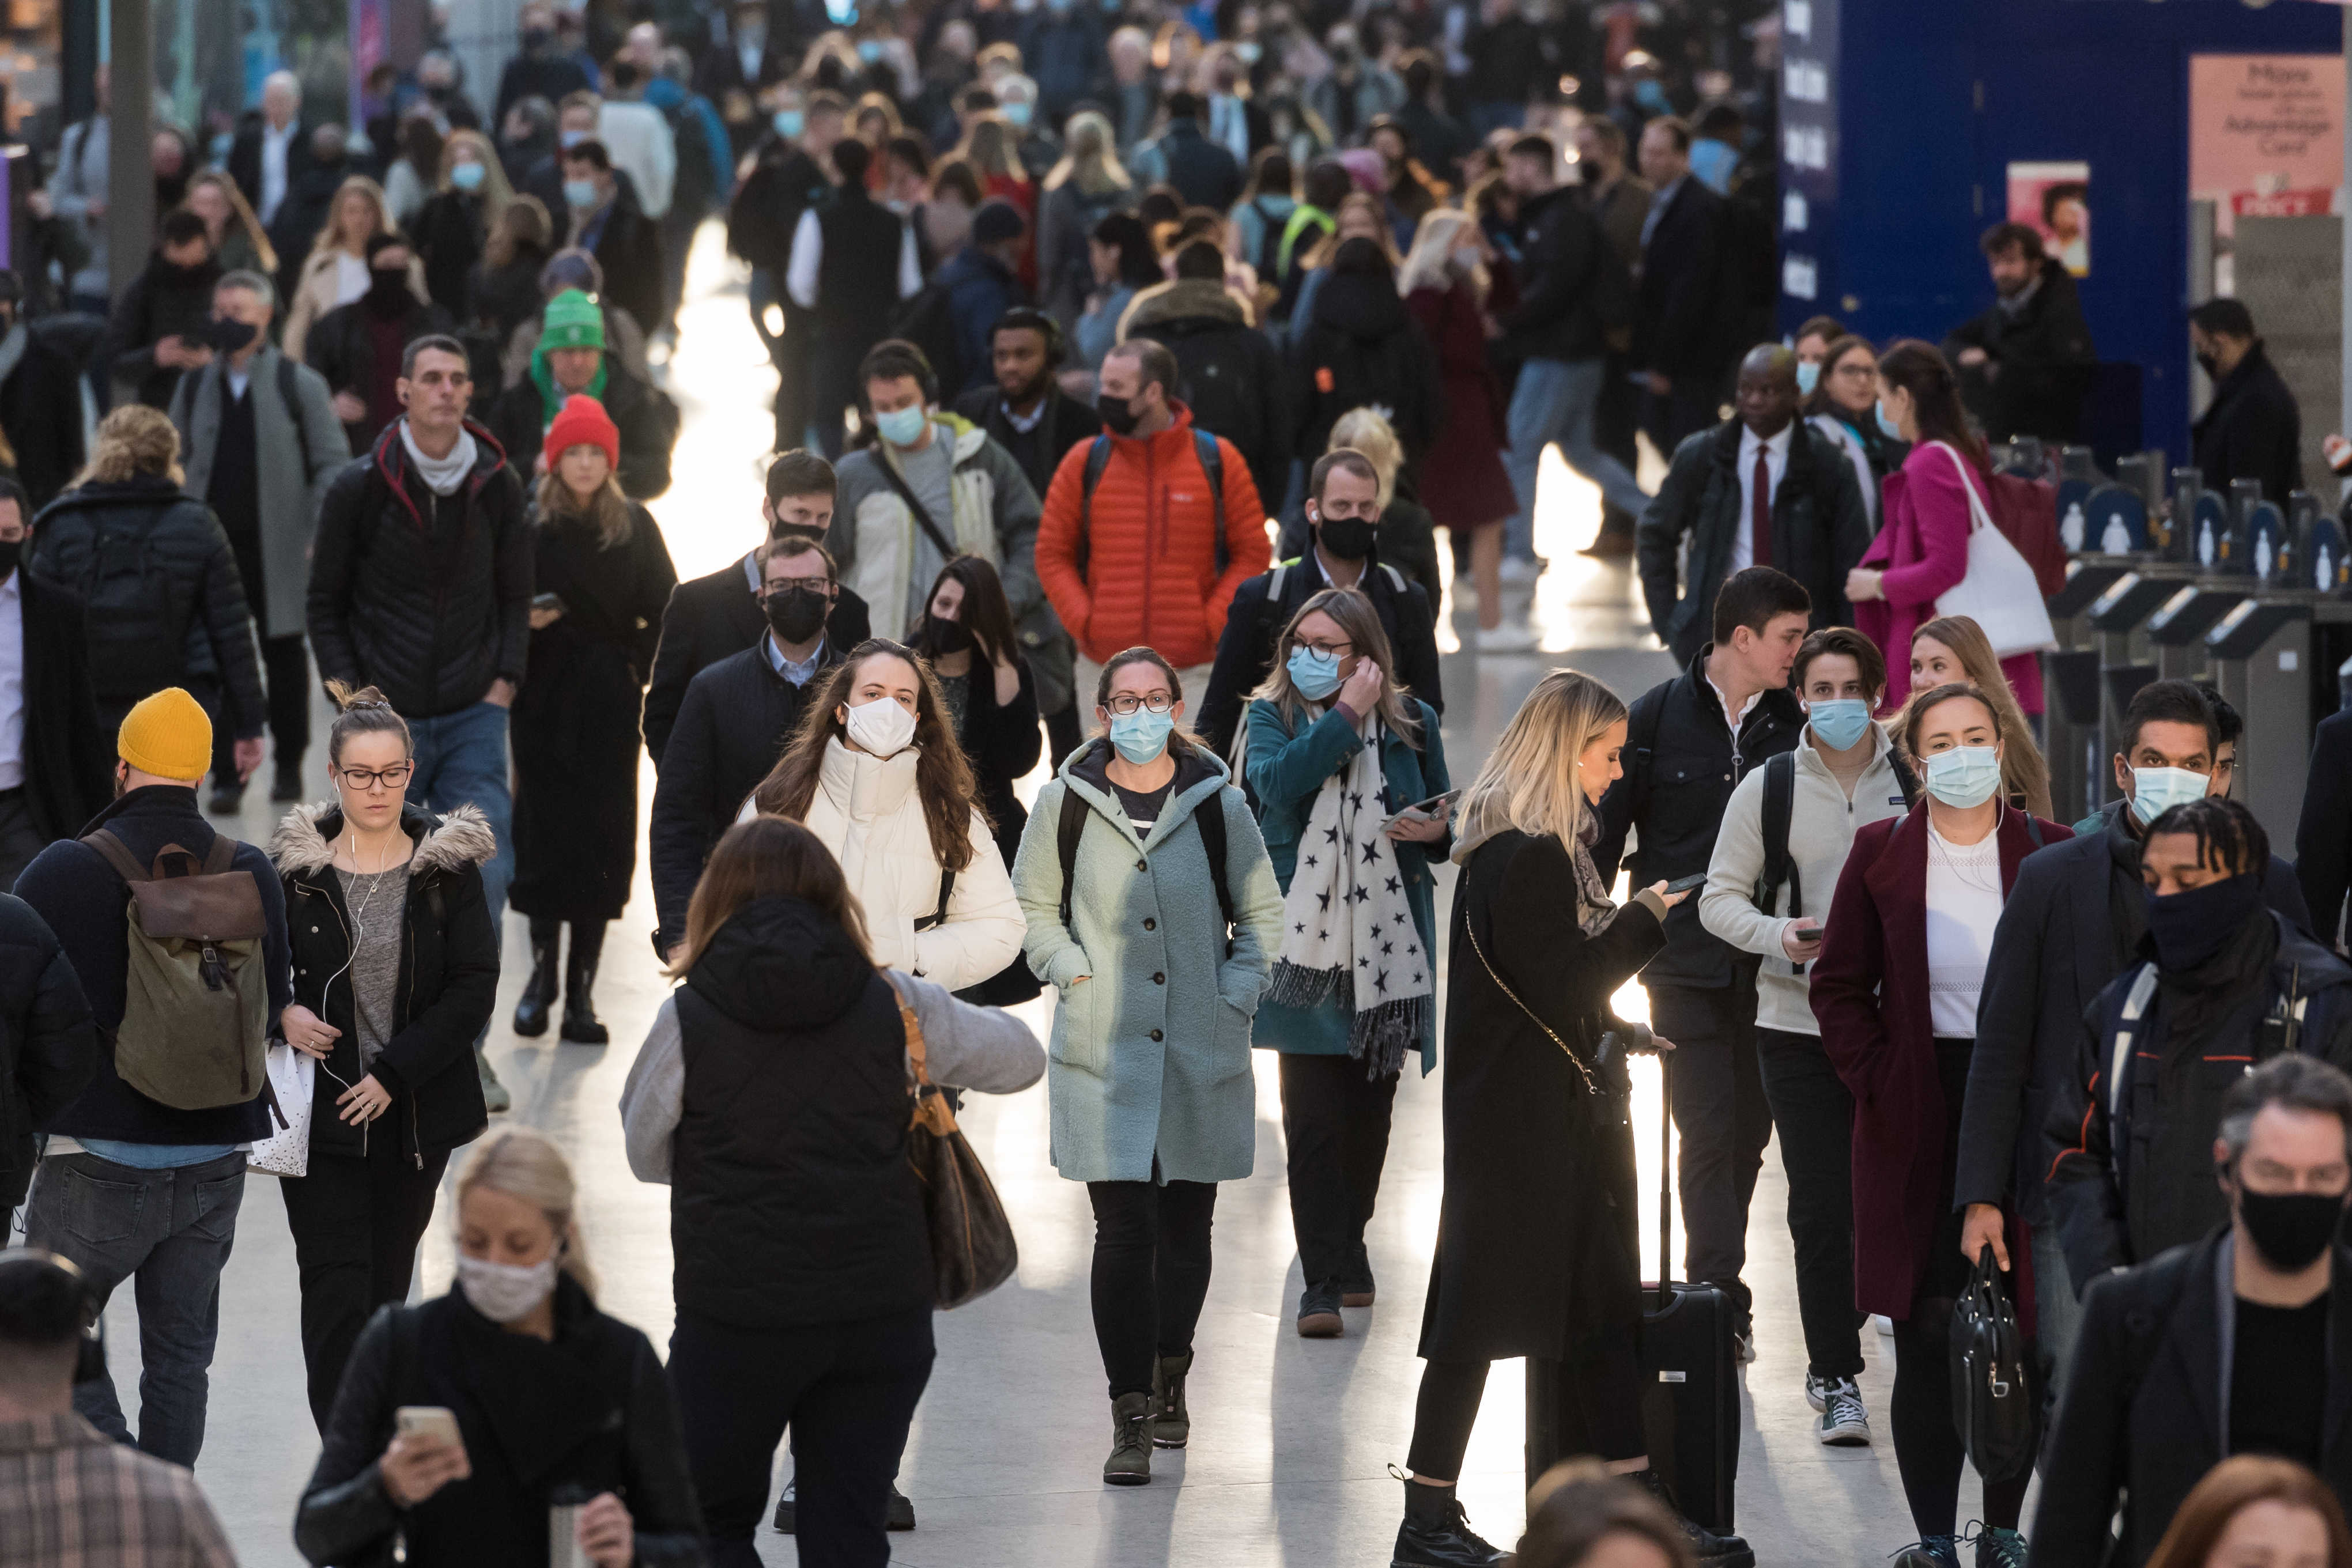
1244, 696, 1450, 1072
1013, 739, 1285, 1184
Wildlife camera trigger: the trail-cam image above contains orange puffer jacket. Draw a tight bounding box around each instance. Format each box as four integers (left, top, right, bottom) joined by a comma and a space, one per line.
1035, 402, 1271, 667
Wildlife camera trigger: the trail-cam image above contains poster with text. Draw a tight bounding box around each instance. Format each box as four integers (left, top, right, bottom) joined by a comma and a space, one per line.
2007, 161, 2090, 277
2189, 53, 2345, 237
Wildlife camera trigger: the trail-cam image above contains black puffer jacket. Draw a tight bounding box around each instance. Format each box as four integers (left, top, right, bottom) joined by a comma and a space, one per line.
486, 362, 677, 501
0, 894, 95, 1207
1286, 260, 1445, 466
307, 418, 532, 720
29, 475, 268, 731
270, 801, 497, 1164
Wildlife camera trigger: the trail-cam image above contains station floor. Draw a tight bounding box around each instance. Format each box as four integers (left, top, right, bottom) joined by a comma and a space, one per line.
78, 229, 2031, 1565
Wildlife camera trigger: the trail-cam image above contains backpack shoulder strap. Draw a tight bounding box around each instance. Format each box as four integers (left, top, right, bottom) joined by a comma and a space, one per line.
1194, 430, 1228, 576
1056, 784, 1090, 930
871, 448, 958, 560
1754, 749, 1796, 917
1376, 561, 1406, 593
913, 867, 955, 932
1195, 785, 1235, 945
201, 834, 236, 875
1075, 436, 1113, 580
81, 830, 150, 884
1624, 683, 1668, 825
2108, 961, 2162, 1120
1888, 749, 1920, 808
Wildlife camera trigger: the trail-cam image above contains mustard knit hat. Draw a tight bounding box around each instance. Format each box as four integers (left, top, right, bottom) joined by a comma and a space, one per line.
118, 687, 214, 781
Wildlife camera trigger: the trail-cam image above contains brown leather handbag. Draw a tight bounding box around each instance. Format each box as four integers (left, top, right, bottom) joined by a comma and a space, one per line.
890, 977, 1019, 1309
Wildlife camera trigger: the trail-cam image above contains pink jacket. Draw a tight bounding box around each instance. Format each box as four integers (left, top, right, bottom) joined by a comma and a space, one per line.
1857, 441, 2045, 715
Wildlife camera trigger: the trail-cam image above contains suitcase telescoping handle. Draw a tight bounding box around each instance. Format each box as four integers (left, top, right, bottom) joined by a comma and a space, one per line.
1658, 1049, 1673, 1311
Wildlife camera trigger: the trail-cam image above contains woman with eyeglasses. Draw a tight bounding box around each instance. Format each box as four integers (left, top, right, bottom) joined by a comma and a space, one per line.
1243, 585, 1449, 1337
1804, 335, 1905, 535
269, 682, 500, 1434
1012, 647, 1285, 1487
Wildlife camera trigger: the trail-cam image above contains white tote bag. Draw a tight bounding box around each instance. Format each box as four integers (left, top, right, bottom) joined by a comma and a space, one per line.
247, 1044, 315, 1178
1928, 441, 2058, 659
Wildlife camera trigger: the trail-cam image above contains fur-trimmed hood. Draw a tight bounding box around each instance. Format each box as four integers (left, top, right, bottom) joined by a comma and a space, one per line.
269, 800, 497, 880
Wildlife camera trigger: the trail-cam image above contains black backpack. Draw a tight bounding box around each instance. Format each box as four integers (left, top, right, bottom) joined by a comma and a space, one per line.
55, 504, 201, 701
887, 282, 963, 402
1057, 773, 1236, 957
1249, 197, 1290, 286
1143, 324, 1263, 477
1071, 430, 1226, 579
1749, 747, 1921, 958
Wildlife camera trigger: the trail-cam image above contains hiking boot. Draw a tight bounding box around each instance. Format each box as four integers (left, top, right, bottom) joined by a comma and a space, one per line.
1967, 1524, 2027, 1568
1104, 1392, 1153, 1485
1891, 1538, 1961, 1568
1391, 1472, 1508, 1567
558, 921, 609, 1044
1634, 1469, 1755, 1567
477, 1047, 511, 1114
271, 757, 305, 802
1150, 1351, 1192, 1448
1341, 1241, 1376, 1307
1297, 1280, 1344, 1337
1806, 1373, 1871, 1446
513, 921, 559, 1037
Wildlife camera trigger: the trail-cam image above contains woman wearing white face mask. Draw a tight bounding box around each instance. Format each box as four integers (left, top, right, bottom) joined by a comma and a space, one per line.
741, 639, 1024, 989
1809, 682, 2073, 1568
294, 1126, 704, 1567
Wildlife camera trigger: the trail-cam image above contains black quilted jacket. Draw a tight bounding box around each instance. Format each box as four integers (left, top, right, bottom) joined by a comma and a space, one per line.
306, 419, 532, 719
28, 475, 268, 732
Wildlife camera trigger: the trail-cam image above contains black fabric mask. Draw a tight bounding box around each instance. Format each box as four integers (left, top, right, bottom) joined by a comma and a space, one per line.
1096, 390, 1142, 437
927, 616, 975, 653
2143, 873, 2263, 971
0, 539, 22, 581
205, 316, 260, 354
363, 268, 411, 317
764, 587, 829, 644
1316, 515, 1377, 561
2236, 1185, 2346, 1272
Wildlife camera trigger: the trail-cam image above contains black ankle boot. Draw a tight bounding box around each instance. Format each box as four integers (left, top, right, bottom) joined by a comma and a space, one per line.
512, 920, 560, 1037
560, 921, 609, 1044
1633, 1468, 1755, 1567
271, 755, 305, 802
1391, 1472, 1507, 1567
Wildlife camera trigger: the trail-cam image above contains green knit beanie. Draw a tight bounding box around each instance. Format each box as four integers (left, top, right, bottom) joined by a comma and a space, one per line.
541, 289, 605, 350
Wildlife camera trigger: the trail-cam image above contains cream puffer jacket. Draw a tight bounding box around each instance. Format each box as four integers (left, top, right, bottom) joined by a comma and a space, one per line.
737, 736, 1024, 989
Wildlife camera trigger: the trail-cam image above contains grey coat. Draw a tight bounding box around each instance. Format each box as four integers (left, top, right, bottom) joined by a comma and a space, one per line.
1013, 741, 1285, 1184
169, 346, 351, 638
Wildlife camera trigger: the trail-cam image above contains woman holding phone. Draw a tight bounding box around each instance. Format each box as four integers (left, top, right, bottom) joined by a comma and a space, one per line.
1244, 585, 1450, 1337
1392, 668, 1747, 1568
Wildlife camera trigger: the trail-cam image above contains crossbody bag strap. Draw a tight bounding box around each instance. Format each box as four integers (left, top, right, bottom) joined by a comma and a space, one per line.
1459, 860, 1598, 1095
873, 449, 959, 560
887, 970, 958, 1135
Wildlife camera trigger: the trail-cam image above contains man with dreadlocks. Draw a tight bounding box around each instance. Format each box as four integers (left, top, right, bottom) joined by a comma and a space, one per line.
2045, 796, 2352, 1291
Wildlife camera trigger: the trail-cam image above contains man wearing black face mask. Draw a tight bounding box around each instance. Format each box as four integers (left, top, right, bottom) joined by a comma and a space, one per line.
2046, 797, 2352, 1298
647, 536, 847, 957
1195, 448, 1441, 755
2189, 297, 2302, 507
99, 210, 221, 410
302, 233, 452, 451
2033, 1053, 2352, 1567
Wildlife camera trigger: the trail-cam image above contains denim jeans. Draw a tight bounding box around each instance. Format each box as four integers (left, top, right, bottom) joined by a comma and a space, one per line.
24, 1149, 248, 1467
408, 699, 514, 929
1505, 357, 1651, 562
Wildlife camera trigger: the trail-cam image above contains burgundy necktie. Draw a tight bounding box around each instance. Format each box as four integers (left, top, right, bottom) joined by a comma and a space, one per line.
1752, 449, 1773, 568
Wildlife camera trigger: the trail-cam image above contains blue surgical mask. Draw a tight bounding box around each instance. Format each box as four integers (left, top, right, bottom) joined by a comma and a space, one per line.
1236, 40, 1263, 64
856, 38, 884, 62
1286, 644, 1342, 700
2130, 765, 2210, 826
1635, 79, 1671, 114
875, 404, 929, 447
562, 178, 599, 209
1806, 698, 1871, 754
1795, 361, 1819, 396
1001, 100, 1033, 129
1875, 398, 1902, 441
450, 160, 486, 191
1921, 745, 2003, 809
773, 108, 805, 139
1109, 706, 1174, 763
559, 127, 588, 149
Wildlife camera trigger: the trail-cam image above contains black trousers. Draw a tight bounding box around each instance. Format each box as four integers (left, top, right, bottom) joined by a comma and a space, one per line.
278, 1135, 451, 1433
1086, 1173, 1218, 1400
769, 293, 817, 453
1754, 1026, 1863, 1380
209, 633, 313, 784
1647, 976, 1772, 1331
670, 1302, 935, 1568
809, 339, 872, 459
1278, 1052, 1398, 1287
1407, 1343, 1646, 1481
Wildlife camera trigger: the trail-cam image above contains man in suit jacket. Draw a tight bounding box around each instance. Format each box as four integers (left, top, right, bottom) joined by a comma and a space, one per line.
1632, 116, 1739, 456
226, 71, 311, 232
0, 478, 110, 888
642, 449, 871, 765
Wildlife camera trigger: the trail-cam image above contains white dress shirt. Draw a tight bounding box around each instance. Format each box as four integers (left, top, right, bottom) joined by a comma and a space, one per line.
1728, 421, 1794, 576
1208, 94, 1252, 165
259, 119, 297, 227
0, 569, 25, 791
786, 207, 924, 310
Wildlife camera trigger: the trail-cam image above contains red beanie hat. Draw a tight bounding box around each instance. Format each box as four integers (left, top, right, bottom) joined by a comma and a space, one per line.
543, 394, 620, 475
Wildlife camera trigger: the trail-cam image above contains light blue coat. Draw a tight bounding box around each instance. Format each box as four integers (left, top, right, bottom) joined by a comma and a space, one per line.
1013, 740, 1286, 1184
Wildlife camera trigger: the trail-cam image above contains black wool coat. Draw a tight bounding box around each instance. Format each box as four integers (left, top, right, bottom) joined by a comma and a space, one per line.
0, 893, 94, 1206
1420, 829, 1665, 1364
1940, 256, 2098, 445
640, 555, 870, 765
17, 570, 112, 842
2194, 341, 2303, 505
0, 330, 89, 508
2298, 708, 2352, 947
270, 802, 497, 1162
303, 296, 459, 451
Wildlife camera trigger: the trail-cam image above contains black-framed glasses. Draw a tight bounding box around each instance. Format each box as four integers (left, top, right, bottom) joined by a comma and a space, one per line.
1294, 637, 1353, 658
1105, 693, 1176, 715
760, 576, 834, 597
338, 762, 414, 790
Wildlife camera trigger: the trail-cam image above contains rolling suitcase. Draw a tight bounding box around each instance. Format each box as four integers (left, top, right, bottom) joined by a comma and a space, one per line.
1524, 1052, 1742, 1532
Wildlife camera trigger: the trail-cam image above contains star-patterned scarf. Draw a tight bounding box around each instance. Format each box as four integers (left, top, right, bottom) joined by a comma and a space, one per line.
1266, 711, 1432, 1078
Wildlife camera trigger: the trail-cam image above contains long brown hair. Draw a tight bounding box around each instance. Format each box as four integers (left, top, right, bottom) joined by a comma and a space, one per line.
1908, 615, 2052, 813
1804, 334, 1875, 421
484, 193, 552, 271
909, 554, 1020, 671
184, 171, 280, 276
1249, 586, 1424, 746
1877, 337, 1984, 467
747, 641, 983, 870
2145, 1456, 2352, 1568
667, 815, 874, 980
533, 463, 633, 550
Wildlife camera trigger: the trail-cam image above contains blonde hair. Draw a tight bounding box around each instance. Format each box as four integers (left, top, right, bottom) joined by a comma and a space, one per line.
1396, 206, 1482, 301
534, 463, 633, 550
437, 128, 514, 233
455, 1126, 598, 1298
1452, 668, 1628, 863
77, 405, 183, 488
954, 117, 1027, 182
1908, 614, 2052, 815
1045, 110, 1131, 198
184, 171, 280, 277
1247, 586, 1424, 746
309, 175, 395, 260
1301, 191, 1400, 272
1328, 409, 1400, 510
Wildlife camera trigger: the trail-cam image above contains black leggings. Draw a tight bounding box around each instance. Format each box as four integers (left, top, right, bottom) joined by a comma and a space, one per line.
1407, 1349, 1647, 1482
1085, 1175, 1218, 1399
1891, 1305, 2037, 1538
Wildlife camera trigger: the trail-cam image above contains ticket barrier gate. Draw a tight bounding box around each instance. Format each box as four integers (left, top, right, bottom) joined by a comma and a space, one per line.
2204, 499, 2352, 844
2041, 454, 2164, 821
2043, 561, 2128, 826
2144, 478, 2282, 683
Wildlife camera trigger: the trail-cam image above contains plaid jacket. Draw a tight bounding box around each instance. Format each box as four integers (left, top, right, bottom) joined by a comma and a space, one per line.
0, 1414, 236, 1566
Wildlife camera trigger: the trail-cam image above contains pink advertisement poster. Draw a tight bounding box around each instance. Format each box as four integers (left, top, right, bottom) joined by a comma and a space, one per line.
2188, 53, 2345, 237
2006, 161, 2090, 277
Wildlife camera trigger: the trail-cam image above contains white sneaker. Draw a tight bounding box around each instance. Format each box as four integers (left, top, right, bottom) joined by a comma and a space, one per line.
1806, 1374, 1871, 1446
1497, 556, 1543, 588
1474, 622, 1541, 654
1874, 1314, 1894, 1336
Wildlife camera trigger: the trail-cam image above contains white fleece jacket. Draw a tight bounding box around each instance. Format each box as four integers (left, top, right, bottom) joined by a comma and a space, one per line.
1700, 724, 1912, 1035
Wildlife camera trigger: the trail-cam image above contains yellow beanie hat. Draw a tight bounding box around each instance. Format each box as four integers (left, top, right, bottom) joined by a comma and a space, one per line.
117, 687, 214, 781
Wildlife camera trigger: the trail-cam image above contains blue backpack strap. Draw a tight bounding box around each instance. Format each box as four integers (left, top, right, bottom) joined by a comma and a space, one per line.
1194, 429, 1227, 576
1074, 436, 1113, 581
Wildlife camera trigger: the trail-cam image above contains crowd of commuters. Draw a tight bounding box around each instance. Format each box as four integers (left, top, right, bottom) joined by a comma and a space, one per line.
6, 5, 2352, 1568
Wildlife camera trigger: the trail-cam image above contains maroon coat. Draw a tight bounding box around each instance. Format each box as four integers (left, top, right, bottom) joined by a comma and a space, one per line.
1809, 800, 2073, 1325
1405, 274, 1518, 531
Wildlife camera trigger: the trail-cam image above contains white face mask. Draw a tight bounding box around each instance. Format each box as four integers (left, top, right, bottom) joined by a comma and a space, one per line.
843, 694, 918, 757
455, 1251, 560, 1322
